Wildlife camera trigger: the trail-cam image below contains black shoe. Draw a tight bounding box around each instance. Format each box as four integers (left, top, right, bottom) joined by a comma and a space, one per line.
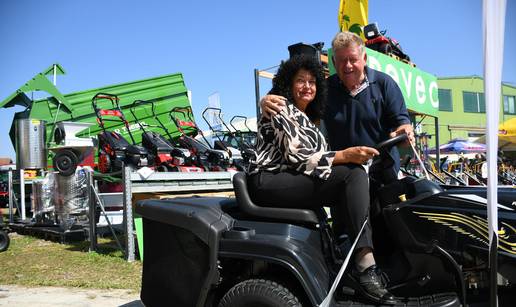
352, 265, 397, 305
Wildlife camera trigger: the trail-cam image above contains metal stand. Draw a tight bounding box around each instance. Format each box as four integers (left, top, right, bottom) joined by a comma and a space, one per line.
123, 165, 135, 262
8, 168, 14, 223
91, 185, 124, 255
87, 168, 125, 255
435, 117, 440, 166
20, 168, 26, 220
254, 68, 261, 118
88, 170, 97, 252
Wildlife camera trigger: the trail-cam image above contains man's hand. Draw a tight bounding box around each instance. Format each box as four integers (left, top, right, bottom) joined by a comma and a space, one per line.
334, 146, 380, 165
390, 124, 415, 145
260, 94, 287, 118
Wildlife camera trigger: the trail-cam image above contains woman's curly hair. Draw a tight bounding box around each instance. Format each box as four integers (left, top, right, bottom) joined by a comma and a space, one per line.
270, 54, 326, 122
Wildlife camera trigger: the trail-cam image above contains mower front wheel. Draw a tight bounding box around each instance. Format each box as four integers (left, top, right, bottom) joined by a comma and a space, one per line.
218, 279, 301, 307
0, 230, 10, 252
380, 43, 392, 55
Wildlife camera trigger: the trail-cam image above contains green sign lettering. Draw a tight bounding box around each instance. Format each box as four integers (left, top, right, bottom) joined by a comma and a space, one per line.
329, 48, 439, 117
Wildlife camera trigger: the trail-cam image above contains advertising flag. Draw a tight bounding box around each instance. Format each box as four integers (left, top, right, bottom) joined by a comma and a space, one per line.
338, 0, 368, 39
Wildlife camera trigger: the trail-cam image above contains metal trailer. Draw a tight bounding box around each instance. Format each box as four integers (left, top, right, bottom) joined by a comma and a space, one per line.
121, 167, 235, 261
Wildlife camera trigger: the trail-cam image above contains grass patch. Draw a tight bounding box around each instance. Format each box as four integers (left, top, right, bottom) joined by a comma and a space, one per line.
0, 233, 142, 292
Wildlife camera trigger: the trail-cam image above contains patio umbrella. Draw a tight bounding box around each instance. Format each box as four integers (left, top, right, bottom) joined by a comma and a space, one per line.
498, 118, 516, 150
428, 139, 487, 154
476, 117, 516, 151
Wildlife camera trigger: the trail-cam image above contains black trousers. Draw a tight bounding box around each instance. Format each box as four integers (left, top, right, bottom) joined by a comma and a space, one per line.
248, 164, 373, 250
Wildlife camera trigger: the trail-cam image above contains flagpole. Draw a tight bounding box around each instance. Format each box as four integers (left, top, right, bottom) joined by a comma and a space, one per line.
482, 1, 507, 306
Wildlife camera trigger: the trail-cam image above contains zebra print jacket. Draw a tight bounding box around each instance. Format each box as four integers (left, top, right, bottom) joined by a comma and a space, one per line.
248, 103, 336, 180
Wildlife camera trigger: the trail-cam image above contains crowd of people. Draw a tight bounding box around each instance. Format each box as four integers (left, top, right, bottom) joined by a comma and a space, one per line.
438, 152, 516, 185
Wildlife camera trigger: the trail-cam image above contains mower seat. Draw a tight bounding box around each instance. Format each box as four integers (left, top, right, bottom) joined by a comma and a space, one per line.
232, 172, 319, 224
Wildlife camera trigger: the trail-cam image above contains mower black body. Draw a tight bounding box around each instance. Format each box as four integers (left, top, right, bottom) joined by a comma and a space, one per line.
97, 130, 148, 172
169, 107, 233, 171
128, 100, 204, 172
140, 131, 198, 171
137, 174, 516, 306
136, 135, 515, 306
141, 131, 173, 155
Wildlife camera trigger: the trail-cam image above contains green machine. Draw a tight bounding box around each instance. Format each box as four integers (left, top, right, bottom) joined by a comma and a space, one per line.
1, 64, 204, 259
0, 63, 196, 167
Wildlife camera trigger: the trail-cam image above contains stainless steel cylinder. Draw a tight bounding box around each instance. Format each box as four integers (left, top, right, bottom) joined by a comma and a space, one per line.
15, 119, 47, 169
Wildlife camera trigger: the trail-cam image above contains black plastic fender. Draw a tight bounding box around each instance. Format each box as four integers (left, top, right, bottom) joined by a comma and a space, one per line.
219, 220, 330, 306
136, 197, 234, 307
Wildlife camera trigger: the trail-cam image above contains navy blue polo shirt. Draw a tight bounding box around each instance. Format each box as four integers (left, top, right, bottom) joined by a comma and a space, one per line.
323, 66, 410, 171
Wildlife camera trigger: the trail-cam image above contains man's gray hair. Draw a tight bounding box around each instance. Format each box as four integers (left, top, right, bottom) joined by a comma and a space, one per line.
331, 31, 365, 54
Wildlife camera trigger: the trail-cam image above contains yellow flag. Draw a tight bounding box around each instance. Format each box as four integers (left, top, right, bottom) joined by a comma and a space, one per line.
338, 0, 368, 40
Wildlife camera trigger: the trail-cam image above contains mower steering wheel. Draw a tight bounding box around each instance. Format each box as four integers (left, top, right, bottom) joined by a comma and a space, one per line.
375, 133, 408, 152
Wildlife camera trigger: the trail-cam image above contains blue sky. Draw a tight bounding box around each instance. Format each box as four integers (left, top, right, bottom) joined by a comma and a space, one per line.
1, 0, 515, 159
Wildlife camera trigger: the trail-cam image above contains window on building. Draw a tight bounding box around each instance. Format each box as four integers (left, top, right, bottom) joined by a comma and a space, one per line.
504, 95, 516, 115
463, 91, 486, 113
438, 89, 453, 111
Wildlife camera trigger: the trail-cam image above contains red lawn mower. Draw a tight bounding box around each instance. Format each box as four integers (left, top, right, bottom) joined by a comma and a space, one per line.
91, 93, 149, 173
364, 22, 412, 64
169, 106, 233, 171
129, 100, 203, 172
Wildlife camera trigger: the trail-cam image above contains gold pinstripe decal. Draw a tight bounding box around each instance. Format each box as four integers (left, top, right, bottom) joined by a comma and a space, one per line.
413, 211, 516, 255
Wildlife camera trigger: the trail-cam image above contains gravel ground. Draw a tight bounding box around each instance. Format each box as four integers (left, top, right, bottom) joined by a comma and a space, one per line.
0, 285, 143, 307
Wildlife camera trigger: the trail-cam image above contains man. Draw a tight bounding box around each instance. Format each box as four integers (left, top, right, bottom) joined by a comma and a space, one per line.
260, 31, 414, 305
325, 31, 414, 171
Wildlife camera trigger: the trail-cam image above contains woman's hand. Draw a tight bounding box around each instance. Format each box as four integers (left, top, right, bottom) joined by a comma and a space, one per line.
260, 94, 287, 118
334, 146, 380, 165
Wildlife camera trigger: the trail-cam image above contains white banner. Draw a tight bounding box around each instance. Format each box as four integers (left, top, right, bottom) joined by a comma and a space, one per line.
207, 92, 222, 131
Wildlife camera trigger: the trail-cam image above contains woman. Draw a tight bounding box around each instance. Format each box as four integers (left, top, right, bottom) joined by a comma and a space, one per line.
247, 55, 395, 305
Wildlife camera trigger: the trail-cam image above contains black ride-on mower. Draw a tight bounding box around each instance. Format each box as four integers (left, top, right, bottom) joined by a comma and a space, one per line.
364, 22, 411, 64
169, 106, 233, 171
129, 100, 203, 172
136, 133, 516, 306
92, 93, 149, 173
